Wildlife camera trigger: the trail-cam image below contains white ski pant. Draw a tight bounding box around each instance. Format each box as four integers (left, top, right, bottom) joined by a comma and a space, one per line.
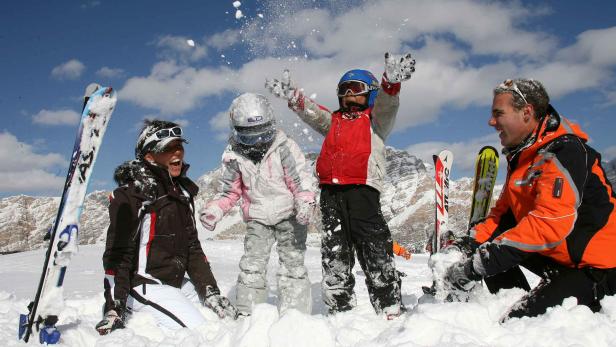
236, 219, 311, 314
127, 280, 206, 329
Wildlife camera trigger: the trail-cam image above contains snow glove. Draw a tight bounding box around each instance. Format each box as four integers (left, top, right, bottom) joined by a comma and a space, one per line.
444, 258, 482, 292
295, 195, 316, 225
199, 204, 224, 231
95, 300, 126, 335
201, 286, 239, 320
442, 235, 479, 258
393, 242, 412, 260
265, 69, 304, 111
384, 52, 416, 83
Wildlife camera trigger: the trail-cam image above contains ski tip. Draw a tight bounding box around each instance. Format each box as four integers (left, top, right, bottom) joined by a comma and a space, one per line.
478, 145, 499, 157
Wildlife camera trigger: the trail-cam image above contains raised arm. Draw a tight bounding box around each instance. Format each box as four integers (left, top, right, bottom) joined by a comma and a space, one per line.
265, 69, 332, 136
372, 52, 416, 140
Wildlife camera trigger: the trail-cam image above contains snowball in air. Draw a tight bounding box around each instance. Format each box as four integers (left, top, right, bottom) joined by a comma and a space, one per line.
233, 1, 241, 8
235, 10, 243, 19
186, 39, 195, 47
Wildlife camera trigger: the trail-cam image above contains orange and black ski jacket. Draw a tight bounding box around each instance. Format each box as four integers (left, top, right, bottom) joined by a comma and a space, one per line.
472, 107, 616, 276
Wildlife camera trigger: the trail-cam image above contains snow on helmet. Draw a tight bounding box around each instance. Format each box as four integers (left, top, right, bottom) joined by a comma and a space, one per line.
337, 69, 380, 108
229, 93, 276, 146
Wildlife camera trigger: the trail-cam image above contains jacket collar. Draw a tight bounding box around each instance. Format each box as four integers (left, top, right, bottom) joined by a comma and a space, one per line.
505, 105, 588, 162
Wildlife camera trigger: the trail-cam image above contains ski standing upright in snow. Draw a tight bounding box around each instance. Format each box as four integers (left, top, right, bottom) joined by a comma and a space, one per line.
18, 84, 117, 344
431, 150, 453, 254
468, 146, 499, 228
421, 150, 454, 298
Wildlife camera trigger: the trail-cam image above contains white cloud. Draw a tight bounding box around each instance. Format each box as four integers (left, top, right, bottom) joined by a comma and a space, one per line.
557, 27, 616, 67
406, 133, 503, 178
118, 0, 616, 135
96, 66, 125, 79
51, 59, 85, 80
209, 110, 231, 142
32, 109, 80, 126
80, 1, 100, 9
206, 29, 241, 50
0, 170, 65, 193
0, 132, 67, 193
154, 35, 207, 62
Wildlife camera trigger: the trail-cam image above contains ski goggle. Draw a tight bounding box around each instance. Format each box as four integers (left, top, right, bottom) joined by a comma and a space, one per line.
336, 80, 378, 97
500, 79, 528, 105
233, 121, 275, 146
142, 126, 183, 150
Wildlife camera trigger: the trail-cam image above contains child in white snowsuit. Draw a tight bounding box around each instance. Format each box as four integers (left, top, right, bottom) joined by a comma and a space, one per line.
265, 53, 415, 318
200, 93, 317, 316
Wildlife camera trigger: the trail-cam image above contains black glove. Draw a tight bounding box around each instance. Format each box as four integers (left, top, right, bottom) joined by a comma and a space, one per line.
201, 286, 239, 320
444, 259, 482, 292
95, 300, 126, 335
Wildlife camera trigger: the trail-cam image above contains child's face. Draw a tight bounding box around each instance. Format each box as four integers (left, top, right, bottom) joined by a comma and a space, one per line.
340, 94, 367, 109
145, 140, 185, 177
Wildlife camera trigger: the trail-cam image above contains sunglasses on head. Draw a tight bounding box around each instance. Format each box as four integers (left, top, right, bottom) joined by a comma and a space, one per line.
501, 79, 529, 105
337, 80, 378, 97
142, 126, 183, 149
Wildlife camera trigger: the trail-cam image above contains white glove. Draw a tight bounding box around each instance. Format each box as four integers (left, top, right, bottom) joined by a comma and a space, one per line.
295, 197, 316, 225
265, 69, 304, 108
384, 52, 416, 83
444, 260, 482, 292
199, 205, 224, 231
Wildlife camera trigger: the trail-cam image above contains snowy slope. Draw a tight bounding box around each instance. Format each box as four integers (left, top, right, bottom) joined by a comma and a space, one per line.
1, 239, 616, 346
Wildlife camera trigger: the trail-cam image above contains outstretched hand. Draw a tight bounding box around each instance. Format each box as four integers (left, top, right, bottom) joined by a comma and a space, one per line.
200, 205, 223, 231
384, 52, 416, 83
265, 69, 303, 108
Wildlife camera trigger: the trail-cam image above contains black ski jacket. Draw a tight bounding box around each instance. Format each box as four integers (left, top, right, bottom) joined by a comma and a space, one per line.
102, 160, 218, 305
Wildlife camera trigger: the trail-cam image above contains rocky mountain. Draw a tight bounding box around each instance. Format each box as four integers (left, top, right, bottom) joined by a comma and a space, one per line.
0, 147, 496, 253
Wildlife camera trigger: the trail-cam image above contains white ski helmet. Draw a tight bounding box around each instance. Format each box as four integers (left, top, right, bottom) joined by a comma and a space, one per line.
229, 93, 276, 145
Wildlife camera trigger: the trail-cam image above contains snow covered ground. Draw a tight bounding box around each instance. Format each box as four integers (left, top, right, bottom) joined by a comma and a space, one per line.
2, 239, 616, 346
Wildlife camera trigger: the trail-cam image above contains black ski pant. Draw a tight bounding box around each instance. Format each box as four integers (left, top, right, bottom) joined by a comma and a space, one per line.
319, 184, 401, 314
485, 255, 616, 321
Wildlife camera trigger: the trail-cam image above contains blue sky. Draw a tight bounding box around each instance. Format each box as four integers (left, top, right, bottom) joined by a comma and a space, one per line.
2, 0, 616, 197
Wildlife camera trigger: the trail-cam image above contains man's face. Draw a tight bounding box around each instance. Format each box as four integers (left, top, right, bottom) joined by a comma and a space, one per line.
489, 93, 536, 148
146, 139, 184, 177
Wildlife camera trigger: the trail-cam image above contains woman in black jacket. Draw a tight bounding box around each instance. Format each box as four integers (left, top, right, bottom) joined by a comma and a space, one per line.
95, 120, 237, 334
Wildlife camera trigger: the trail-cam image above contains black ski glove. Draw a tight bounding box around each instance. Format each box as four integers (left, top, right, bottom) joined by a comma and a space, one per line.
444, 259, 482, 292
201, 286, 239, 320
95, 300, 126, 335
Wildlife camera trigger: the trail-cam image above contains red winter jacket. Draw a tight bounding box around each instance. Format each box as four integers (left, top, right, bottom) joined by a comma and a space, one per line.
290, 78, 401, 192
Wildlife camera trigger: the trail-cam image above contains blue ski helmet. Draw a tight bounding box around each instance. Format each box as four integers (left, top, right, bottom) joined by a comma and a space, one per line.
337, 69, 380, 108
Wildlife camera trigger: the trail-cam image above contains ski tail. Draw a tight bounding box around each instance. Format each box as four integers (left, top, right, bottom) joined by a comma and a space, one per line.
468, 146, 499, 229
431, 150, 453, 254
19, 83, 115, 344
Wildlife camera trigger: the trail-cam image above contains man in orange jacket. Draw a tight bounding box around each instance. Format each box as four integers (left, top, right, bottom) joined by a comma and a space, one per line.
442, 78, 616, 321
